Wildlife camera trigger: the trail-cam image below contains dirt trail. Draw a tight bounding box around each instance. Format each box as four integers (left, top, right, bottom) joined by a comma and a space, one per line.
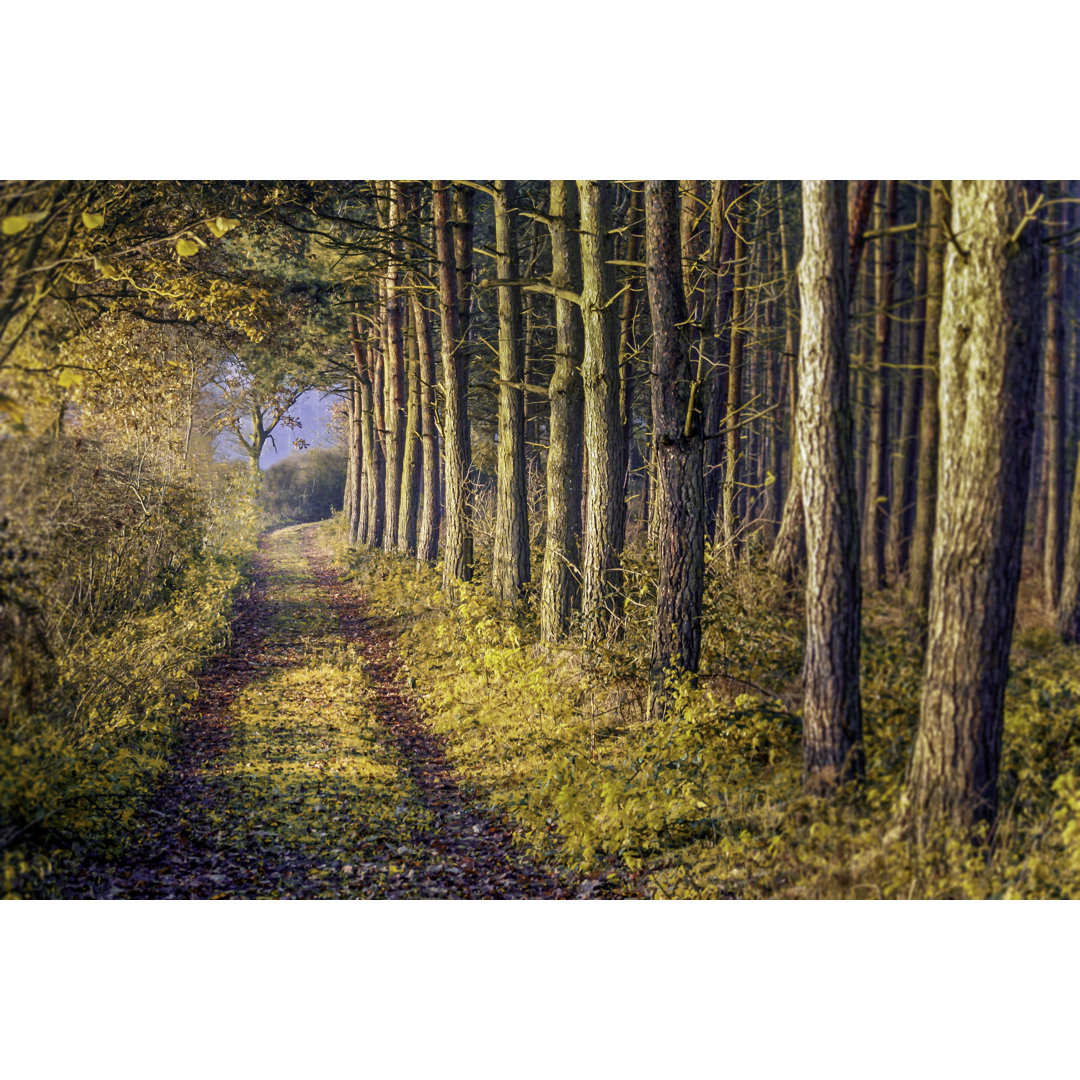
50, 525, 580, 899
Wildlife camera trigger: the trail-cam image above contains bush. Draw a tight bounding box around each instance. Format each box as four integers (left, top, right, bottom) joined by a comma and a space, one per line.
257, 448, 345, 526
0, 431, 256, 897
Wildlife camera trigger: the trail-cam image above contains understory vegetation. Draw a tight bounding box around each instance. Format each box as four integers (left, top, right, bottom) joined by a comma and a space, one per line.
0, 433, 257, 898
320, 518, 1080, 898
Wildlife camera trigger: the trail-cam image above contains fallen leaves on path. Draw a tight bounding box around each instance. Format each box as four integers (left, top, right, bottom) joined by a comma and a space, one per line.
46, 525, 598, 899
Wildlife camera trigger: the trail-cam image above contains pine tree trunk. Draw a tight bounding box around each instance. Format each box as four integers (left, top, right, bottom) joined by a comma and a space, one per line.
771, 182, 806, 578
433, 181, 472, 586
903, 180, 1044, 835
720, 188, 747, 562
578, 180, 627, 640
645, 180, 705, 722
382, 184, 406, 551
797, 180, 864, 793
490, 180, 530, 604
344, 379, 355, 532
540, 180, 585, 641
704, 181, 738, 540
412, 287, 441, 565
887, 189, 928, 582
907, 181, 948, 613
618, 184, 644, 516
862, 179, 898, 590
351, 314, 384, 548
1043, 183, 1067, 609
347, 378, 363, 546
397, 298, 422, 556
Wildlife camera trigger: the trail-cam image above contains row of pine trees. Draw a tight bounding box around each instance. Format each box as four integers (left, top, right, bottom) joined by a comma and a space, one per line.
337, 180, 1077, 841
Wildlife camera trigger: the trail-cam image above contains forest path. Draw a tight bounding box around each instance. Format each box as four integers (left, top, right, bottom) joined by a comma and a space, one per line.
55, 524, 575, 899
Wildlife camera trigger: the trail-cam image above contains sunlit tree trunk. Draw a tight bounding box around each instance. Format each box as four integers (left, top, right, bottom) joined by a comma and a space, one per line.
578, 180, 626, 639
797, 180, 863, 793
771, 182, 806, 578
397, 299, 422, 556
343, 378, 355, 534
382, 183, 406, 551
351, 313, 384, 547
347, 377, 363, 546
433, 181, 472, 586
540, 180, 584, 640
645, 180, 705, 721
491, 180, 530, 604
903, 180, 1044, 836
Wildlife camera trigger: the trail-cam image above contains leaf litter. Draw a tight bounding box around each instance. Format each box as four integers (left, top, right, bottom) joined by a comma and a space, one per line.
47, 525, 607, 899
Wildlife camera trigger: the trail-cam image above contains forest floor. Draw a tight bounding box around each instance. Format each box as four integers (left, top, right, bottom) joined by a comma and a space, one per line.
46, 525, 605, 899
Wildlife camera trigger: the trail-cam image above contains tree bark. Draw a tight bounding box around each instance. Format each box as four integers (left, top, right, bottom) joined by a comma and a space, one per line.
862, 179, 898, 590
347, 377, 363, 546
540, 180, 585, 640
903, 180, 1044, 835
382, 183, 406, 551
645, 181, 705, 722
720, 186, 747, 562
491, 180, 530, 604
433, 181, 472, 586
351, 313, 384, 548
797, 180, 864, 793
887, 187, 927, 583
907, 181, 948, 614
412, 287, 441, 565
397, 296, 422, 556
704, 181, 738, 540
578, 180, 627, 640
1043, 182, 1067, 609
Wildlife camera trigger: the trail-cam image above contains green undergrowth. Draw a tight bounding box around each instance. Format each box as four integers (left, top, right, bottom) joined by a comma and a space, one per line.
1, 444, 260, 898
1, 548, 251, 897
322, 517, 1080, 899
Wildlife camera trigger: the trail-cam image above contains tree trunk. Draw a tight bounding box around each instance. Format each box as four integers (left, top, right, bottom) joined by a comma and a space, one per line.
907, 181, 948, 614
704, 180, 738, 540
351, 314, 384, 548
433, 181, 473, 587
645, 181, 705, 722
381, 184, 407, 552
343, 378, 355, 534
887, 188, 928, 583
1043, 183, 1067, 610
540, 180, 585, 641
412, 287, 441, 565
397, 297, 422, 556
578, 180, 627, 640
618, 184, 645, 515
347, 377, 363, 546
862, 179, 898, 590
797, 180, 864, 793
771, 182, 806, 578
720, 186, 747, 562
491, 180, 530, 604
903, 180, 1044, 836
